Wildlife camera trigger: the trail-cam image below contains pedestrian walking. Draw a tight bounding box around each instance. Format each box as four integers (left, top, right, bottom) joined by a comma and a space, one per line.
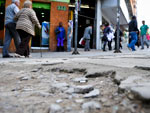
83, 24, 92, 51
14, 0, 41, 58
123, 30, 128, 43
128, 16, 138, 51
140, 20, 149, 49
55, 22, 66, 52
2, 0, 20, 58
102, 23, 113, 51
67, 21, 73, 52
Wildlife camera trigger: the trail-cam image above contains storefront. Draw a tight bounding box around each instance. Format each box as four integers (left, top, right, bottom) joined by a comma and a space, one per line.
69, 0, 96, 49
0, 0, 5, 49
0, 0, 69, 52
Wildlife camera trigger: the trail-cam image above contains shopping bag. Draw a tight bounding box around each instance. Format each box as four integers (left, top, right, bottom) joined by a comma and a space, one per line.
107, 32, 114, 41
79, 37, 85, 46
146, 34, 150, 40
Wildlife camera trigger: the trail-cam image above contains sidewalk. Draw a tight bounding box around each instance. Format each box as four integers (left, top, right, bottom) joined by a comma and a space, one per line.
0, 46, 150, 59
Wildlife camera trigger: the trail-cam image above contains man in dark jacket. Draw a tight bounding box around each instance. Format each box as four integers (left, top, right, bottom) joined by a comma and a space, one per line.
128, 16, 138, 51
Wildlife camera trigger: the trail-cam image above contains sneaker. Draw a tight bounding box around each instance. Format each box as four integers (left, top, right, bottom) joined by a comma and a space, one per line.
127, 46, 132, 51
25, 55, 32, 58
3, 55, 13, 58
14, 53, 25, 58
132, 49, 136, 51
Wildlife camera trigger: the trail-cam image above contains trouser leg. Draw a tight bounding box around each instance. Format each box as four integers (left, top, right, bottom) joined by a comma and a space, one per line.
130, 32, 137, 51
16, 30, 31, 56
140, 36, 144, 49
108, 40, 112, 50
9, 23, 20, 49
57, 38, 61, 52
2, 25, 12, 56
103, 41, 107, 51
84, 39, 90, 51
143, 35, 149, 48
67, 37, 72, 52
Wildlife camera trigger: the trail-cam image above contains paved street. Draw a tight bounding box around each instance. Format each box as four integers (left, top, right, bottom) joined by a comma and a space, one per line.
0, 46, 150, 113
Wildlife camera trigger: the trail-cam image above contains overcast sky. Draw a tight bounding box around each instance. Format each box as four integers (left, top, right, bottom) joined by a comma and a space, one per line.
137, 0, 150, 28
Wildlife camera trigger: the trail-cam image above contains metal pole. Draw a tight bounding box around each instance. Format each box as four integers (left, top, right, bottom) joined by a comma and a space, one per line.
40, 29, 42, 57
72, 0, 80, 55
114, 0, 121, 53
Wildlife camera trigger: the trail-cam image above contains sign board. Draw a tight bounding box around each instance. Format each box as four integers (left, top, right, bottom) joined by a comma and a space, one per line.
57, 6, 67, 11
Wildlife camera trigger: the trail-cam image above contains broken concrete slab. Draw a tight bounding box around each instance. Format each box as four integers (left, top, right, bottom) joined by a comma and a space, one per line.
85, 70, 116, 78
83, 89, 100, 98
74, 85, 94, 94
82, 101, 101, 110
131, 86, 150, 101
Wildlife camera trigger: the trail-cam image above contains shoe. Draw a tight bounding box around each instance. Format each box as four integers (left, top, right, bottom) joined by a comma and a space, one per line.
127, 46, 132, 51
132, 49, 136, 51
147, 46, 149, 48
25, 55, 32, 58
14, 53, 25, 58
141, 48, 144, 50
3, 55, 13, 58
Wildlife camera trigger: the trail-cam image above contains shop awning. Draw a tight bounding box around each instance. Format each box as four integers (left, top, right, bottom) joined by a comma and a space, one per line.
101, 0, 130, 26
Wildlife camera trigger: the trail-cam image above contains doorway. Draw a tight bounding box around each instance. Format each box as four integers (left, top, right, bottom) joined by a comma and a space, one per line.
32, 2, 50, 48
0, 0, 5, 46
69, 1, 95, 49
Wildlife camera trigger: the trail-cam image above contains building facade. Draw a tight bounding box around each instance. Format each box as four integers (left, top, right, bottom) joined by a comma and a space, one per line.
0, 0, 69, 52
0, 0, 136, 53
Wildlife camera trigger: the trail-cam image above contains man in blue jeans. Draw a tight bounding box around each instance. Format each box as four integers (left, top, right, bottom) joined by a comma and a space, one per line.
128, 16, 138, 51
140, 20, 149, 49
128, 32, 137, 51
3, 0, 20, 58
67, 21, 73, 52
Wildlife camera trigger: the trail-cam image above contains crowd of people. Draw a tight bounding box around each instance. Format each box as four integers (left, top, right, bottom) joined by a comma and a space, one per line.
99, 16, 150, 52
2, 0, 150, 58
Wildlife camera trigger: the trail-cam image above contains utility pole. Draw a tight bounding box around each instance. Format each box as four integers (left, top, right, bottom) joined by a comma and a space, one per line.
114, 0, 121, 53
72, 0, 80, 55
